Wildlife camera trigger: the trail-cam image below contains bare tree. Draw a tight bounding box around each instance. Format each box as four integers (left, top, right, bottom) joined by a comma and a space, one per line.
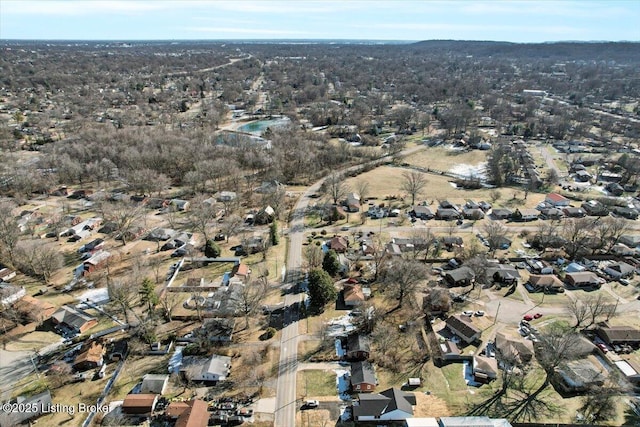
187, 194, 218, 243
233, 279, 268, 329
159, 292, 181, 322
355, 179, 370, 204
97, 201, 145, 246
567, 294, 615, 330
108, 280, 140, 325
561, 217, 595, 260
401, 170, 427, 206
324, 172, 348, 205
0, 201, 19, 264
305, 243, 324, 270
14, 240, 63, 284
482, 221, 509, 255
382, 259, 428, 309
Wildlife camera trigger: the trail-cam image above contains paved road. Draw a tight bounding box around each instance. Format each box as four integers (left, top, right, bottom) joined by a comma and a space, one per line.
274, 146, 426, 426
274, 179, 323, 427
0, 349, 36, 401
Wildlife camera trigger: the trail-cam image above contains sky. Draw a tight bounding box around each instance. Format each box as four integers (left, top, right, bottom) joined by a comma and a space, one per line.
1, 0, 639, 43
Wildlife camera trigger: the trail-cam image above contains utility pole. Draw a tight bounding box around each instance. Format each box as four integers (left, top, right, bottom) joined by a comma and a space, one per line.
494, 301, 501, 325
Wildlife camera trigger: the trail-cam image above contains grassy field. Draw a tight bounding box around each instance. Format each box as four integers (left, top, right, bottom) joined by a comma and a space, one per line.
403, 146, 488, 172
4, 330, 61, 351
297, 369, 338, 399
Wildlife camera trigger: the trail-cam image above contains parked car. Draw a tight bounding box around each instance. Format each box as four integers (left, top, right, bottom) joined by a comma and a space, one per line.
523, 314, 534, 321
596, 343, 609, 353
474, 310, 485, 317
462, 311, 474, 316
305, 400, 319, 408
533, 313, 543, 319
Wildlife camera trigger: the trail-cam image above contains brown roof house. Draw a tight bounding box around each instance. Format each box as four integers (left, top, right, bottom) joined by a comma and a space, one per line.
565, 272, 601, 289
473, 355, 498, 383
13, 295, 56, 323
174, 399, 209, 427
494, 332, 534, 366
121, 394, 159, 415
343, 283, 366, 307
73, 341, 105, 371
527, 274, 565, 294
329, 236, 349, 253
445, 315, 481, 345
596, 324, 640, 347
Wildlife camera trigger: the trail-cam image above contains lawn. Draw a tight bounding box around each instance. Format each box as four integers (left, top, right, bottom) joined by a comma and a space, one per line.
297, 369, 337, 399
4, 330, 61, 352
403, 146, 488, 173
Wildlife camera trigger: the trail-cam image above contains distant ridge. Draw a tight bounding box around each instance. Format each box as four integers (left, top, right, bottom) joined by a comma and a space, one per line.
408, 40, 640, 62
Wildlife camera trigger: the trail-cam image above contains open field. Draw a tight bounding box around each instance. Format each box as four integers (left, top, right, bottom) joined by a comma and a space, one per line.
297, 370, 338, 398
4, 330, 61, 352
403, 146, 488, 173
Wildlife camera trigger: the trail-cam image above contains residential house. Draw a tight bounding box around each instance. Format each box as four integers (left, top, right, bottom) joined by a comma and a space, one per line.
82, 250, 111, 275
491, 208, 513, 220
513, 208, 539, 222
604, 261, 635, 279
441, 236, 464, 251
444, 267, 475, 287
0, 266, 16, 282
180, 354, 231, 383
526, 274, 565, 293
478, 201, 492, 212
465, 200, 480, 209
254, 205, 276, 224
473, 355, 498, 383
445, 315, 481, 345
200, 318, 235, 342
486, 265, 520, 285
620, 235, 640, 248
463, 208, 485, 220
565, 272, 601, 289
216, 191, 237, 202
526, 259, 554, 275
174, 399, 209, 427
352, 388, 415, 422
494, 332, 534, 365
73, 341, 105, 371
439, 340, 461, 361
0, 390, 52, 427
0, 283, 26, 306
563, 207, 586, 218
605, 182, 625, 196
168, 199, 189, 212
108, 340, 128, 362
145, 198, 170, 209
613, 206, 639, 220
436, 208, 461, 220
596, 324, 640, 347
545, 193, 571, 207
51, 305, 98, 334
439, 200, 459, 210
12, 295, 56, 323
232, 263, 251, 280
345, 192, 361, 212
438, 416, 513, 427
539, 207, 564, 220
575, 170, 592, 182
329, 236, 349, 253
121, 394, 159, 415
555, 359, 607, 393
144, 227, 177, 241
412, 205, 435, 220
350, 361, 377, 392
140, 374, 169, 395
346, 333, 371, 360
581, 200, 609, 217
343, 283, 366, 307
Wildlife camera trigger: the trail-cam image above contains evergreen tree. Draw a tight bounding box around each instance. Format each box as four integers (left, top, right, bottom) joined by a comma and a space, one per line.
139, 277, 159, 318
269, 221, 279, 246
322, 249, 341, 276
308, 269, 337, 313
204, 239, 221, 258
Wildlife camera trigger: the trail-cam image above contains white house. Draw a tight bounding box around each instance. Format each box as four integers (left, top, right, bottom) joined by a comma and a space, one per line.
180, 354, 231, 382
545, 193, 570, 207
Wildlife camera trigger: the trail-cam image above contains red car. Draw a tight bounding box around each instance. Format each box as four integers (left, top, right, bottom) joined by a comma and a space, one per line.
596, 343, 609, 353
523, 314, 533, 321
533, 313, 543, 319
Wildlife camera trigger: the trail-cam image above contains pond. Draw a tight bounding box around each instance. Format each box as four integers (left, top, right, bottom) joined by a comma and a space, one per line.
238, 116, 291, 135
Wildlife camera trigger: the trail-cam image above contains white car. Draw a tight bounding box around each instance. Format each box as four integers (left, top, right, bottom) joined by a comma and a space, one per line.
474, 310, 485, 317
462, 311, 474, 316
305, 400, 319, 408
